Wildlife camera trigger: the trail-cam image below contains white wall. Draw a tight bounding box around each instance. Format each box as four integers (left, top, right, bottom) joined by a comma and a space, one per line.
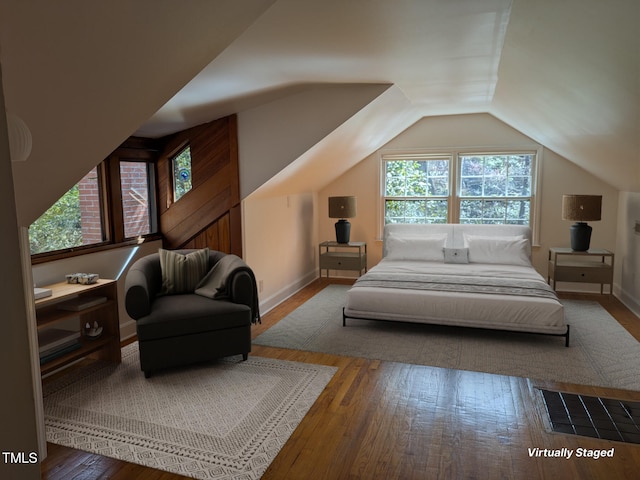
243, 192, 318, 314
616, 192, 640, 315
319, 113, 619, 284
0, 67, 41, 478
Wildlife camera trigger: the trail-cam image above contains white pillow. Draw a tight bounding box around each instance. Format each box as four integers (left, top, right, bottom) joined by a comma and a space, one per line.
444, 247, 469, 264
385, 233, 447, 262
463, 234, 531, 266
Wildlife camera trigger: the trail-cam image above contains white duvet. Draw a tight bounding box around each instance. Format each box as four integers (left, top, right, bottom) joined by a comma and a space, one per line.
344, 259, 566, 335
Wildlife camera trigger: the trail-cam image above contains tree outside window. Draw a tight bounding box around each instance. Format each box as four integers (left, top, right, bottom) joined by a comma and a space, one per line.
382, 151, 535, 227
384, 157, 450, 224
172, 145, 192, 202
29, 167, 104, 254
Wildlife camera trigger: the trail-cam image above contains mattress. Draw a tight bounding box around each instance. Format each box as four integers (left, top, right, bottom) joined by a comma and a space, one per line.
344, 259, 566, 335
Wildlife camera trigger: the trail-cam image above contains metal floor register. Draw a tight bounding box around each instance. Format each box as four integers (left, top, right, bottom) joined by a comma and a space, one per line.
540, 389, 640, 444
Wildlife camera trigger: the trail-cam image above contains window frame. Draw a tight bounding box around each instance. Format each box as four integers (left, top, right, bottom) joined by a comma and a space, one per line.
31, 142, 161, 264
119, 160, 158, 240
171, 143, 193, 203
379, 147, 542, 243
382, 153, 453, 224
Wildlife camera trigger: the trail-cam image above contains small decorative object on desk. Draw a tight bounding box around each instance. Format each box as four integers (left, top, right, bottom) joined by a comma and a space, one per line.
85, 321, 103, 339
66, 273, 99, 284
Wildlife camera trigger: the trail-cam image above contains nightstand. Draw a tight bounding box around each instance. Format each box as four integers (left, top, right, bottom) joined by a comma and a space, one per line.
548, 247, 614, 294
319, 241, 367, 278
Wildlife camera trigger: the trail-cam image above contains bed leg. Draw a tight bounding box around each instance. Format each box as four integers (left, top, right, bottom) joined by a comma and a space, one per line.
565, 324, 570, 347
342, 308, 346, 327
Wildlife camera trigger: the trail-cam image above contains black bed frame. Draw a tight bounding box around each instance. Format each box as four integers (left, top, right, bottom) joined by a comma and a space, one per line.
342, 308, 571, 347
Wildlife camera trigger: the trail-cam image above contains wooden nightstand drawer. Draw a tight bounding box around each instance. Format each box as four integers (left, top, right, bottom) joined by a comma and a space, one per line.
553, 265, 612, 283
320, 253, 366, 270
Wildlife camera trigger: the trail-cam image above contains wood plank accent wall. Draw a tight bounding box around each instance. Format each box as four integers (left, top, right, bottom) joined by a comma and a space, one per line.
157, 115, 242, 256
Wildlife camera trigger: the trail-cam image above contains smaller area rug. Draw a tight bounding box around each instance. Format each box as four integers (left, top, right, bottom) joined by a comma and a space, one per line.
254, 285, 640, 391
44, 344, 337, 480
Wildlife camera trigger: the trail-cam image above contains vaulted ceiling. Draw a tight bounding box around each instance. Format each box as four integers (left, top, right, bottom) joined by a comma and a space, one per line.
1, 0, 638, 225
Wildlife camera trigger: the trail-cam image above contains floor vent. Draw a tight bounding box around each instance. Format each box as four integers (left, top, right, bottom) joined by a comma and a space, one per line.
540, 390, 640, 444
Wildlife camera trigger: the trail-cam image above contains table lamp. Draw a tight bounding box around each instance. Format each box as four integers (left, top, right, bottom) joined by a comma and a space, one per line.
329, 196, 357, 244
562, 194, 602, 251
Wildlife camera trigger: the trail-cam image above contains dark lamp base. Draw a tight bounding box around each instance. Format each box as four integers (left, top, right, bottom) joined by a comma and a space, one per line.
570, 222, 592, 251
335, 219, 351, 244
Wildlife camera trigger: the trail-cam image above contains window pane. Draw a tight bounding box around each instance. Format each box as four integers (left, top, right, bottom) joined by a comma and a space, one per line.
173, 146, 192, 202
460, 177, 482, 196
506, 199, 530, 224
120, 162, 152, 238
460, 199, 483, 223
29, 167, 105, 254
507, 176, 531, 196
385, 159, 449, 197
483, 177, 507, 197
384, 199, 447, 224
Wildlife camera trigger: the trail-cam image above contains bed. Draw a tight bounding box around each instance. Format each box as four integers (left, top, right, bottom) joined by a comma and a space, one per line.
343, 224, 570, 346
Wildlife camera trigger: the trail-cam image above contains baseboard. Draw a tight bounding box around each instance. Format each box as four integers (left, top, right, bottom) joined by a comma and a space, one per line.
119, 319, 137, 342
615, 284, 640, 319
259, 269, 318, 315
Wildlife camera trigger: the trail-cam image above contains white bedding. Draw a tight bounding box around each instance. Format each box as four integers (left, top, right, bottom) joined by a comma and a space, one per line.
344, 259, 566, 335
343, 224, 567, 339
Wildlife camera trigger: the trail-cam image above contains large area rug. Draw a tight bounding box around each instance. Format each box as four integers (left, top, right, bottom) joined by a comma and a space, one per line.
43, 344, 337, 479
255, 284, 640, 391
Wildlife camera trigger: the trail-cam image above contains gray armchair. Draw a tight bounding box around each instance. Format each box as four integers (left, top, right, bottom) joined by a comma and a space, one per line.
124, 249, 259, 377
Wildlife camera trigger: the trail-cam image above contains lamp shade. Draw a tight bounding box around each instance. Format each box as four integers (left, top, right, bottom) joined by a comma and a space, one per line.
328, 196, 357, 219
562, 195, 602, 222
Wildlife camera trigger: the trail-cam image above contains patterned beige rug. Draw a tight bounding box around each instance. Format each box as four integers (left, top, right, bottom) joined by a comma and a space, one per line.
255, 284, 640, 391
44, 344, 337, 479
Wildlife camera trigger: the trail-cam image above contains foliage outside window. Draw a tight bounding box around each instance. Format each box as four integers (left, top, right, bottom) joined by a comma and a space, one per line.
459, 154, 533, 225
384, 155, 450, 224
172, 145, 192, 202
382, 151, 536, 227
120, 161, 153, 238
29, 167, 105, 254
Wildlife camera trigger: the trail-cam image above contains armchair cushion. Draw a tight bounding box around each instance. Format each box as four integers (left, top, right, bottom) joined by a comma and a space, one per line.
159, 248, 209, 295
135, 294, 251, 341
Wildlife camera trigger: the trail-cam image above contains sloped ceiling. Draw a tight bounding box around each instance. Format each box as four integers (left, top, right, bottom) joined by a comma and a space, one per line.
0, 0, 275, 225
492, 0, 640, 192
1, 0, 638, 224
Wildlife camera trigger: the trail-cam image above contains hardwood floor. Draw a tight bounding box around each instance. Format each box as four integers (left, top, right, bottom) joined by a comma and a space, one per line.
41, 280, 640, 479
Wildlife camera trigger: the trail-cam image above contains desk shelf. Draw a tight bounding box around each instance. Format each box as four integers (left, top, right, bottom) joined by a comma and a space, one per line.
35, 279, 121, 375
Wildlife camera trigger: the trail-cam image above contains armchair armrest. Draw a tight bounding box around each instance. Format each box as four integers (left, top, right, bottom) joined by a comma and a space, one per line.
194, 254, 261, 323
124, 254, 162, 320
125, 269, 152, 320
229, 270, 254, 309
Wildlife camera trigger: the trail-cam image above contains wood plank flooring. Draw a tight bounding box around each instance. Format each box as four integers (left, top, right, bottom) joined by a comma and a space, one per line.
41, 280, 640, 479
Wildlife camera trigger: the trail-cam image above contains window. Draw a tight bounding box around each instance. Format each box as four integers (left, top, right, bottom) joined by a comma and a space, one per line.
30, 143, 159, 259
382, 150, 537, 228
383, 154, 451, 224
459, 154, 533, 225
29, 167, 106, 254
120, 161, 155, 238
172, 145, 192, 202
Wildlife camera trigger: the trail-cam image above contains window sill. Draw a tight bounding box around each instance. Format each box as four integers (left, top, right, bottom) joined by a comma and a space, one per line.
31, 234, 162, 265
